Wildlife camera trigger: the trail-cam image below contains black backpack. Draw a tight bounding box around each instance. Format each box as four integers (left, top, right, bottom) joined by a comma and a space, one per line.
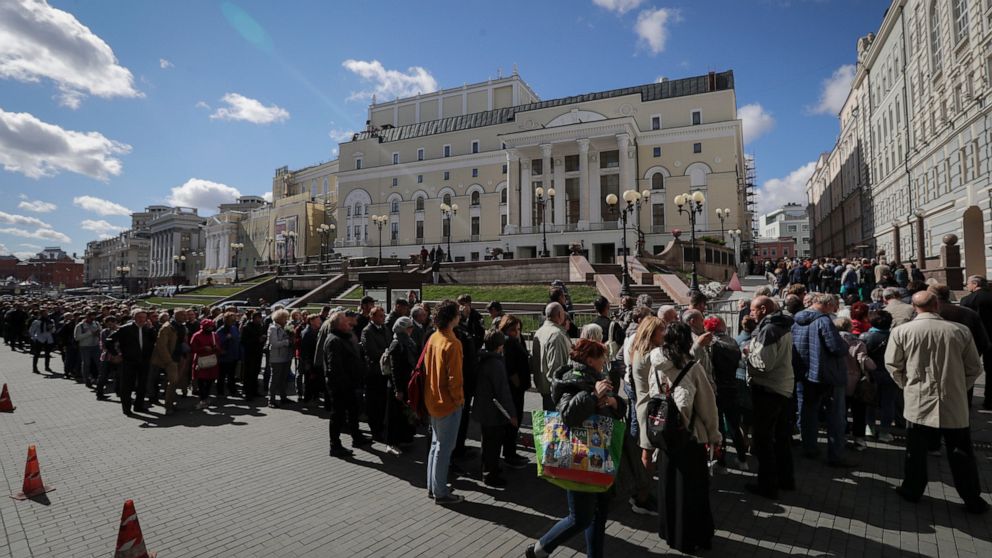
645, 359, 696, 451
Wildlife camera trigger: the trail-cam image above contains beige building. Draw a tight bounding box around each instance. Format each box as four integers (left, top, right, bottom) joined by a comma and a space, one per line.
810, 0, 992, 276
334, 71, 750, 263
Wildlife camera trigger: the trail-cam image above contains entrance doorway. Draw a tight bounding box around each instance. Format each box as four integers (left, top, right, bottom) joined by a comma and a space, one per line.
963, 206, 985, 278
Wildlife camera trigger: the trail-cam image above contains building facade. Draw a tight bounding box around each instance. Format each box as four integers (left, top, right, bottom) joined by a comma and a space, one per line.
809, 0, 992, 277
754, 237, 798, 261
147, 208, 206, 285
759, 203, 811, 258
4, 248, 84, 289
334, 71, 750, 263
200, 196, 268, 283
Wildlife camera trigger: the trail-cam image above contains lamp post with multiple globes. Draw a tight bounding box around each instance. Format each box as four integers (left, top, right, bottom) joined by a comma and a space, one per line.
715, 207, 732, 242
115, 264, 130, 293
606, 189, 644, 297
674, 191, 706, 293
439, 202, 458, 262
371, 215, 388, 261
535, 186, 555, 258
230, 242, 244, 283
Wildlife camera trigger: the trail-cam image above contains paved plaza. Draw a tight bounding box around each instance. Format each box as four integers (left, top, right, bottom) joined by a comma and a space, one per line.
0, 344, 991, 557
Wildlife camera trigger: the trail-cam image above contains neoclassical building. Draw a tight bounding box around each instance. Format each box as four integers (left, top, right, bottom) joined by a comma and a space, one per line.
334, 71, 750, 263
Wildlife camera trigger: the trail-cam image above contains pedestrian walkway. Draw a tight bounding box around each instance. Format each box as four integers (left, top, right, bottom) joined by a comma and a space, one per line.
0, 345, 990, 557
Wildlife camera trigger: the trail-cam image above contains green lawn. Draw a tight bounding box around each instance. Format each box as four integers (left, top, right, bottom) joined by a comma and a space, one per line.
141, 296, 219, 307
191, 285, 250, 297
341, 284, 600, 304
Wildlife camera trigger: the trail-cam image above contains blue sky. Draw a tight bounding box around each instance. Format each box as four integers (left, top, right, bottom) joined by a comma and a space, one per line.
0, 0, 888, 259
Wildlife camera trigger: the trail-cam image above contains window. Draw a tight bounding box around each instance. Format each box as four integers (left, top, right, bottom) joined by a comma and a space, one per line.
651, 115, 661, 130
322, 177, 328, 195
600, 174, 619, 221
417, 175, 423, 184
390, 200, 399, 213
443, 145, 451, 157
391, 177, 398, 187
346, 226, 351, 240
693, 143, 702, 154
417, 148, 424, 161
952, 0, 969, 43
416, 197, 424, 211
931, 2, 942, 74
600, 150, 619, 169
392, 152, 399, 165
443, 171, 450, 181
471, 216, 480, 236
443, 193, 451, 206
652, 147, 661, 157
353, 202, 362, 216
501, 213, 507, 233
416, 220, 424, 239
652, 173, 665, 190
500, 188, 507, 204
355, 158, 363, 170
532, 159, 543, 175
353, 225, 361, 240
471, 140, 479, 154
502, 164, 507, 174
472, 168, 478, 177
471, 191, 480, 206
691, 110, 701, 125
652, 203, 665, 231
347, 206, 351, 217
564, 155, 580, 172
390, 222, 398, 241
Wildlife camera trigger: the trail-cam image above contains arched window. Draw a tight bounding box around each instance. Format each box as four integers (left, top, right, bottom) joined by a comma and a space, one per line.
686, 163, 710, 188
952, 0, 969, 43
652, 173, 665, 190
443, 193, 452, 206
500, 188, 507, 204
390, 200, 399, 213
416, 197, 425, 211
471, 191, 480, 206
353, 202, 362, 216
930, 2, 942, 73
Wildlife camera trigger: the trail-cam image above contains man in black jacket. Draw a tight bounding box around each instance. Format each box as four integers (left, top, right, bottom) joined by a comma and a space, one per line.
299, 314, 323, 403
108, 309, 156, 416
361, 306, 390, 442
324, 311, 370, 457
961, 275, 992, 409
240, 312, 266, 400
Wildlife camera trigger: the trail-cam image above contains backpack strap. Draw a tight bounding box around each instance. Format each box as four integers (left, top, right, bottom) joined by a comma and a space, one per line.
413, 340, 430, 371
671, 359, 697, 389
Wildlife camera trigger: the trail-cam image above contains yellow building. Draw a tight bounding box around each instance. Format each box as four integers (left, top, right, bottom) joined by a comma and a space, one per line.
334, 70, 749, 263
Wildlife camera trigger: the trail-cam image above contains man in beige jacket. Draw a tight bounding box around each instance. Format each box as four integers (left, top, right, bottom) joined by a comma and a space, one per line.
885, 291, 989, 514
530, 303, 571, 411
150, 310, 184, 414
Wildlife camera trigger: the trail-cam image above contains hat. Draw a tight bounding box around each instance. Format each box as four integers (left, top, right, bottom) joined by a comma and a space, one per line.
344, 310, 359, 318
393, 316, 414, 333
200, 318, 215, 328
486, 300, 502, 311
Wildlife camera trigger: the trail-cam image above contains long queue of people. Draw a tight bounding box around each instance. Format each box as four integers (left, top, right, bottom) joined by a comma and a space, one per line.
3, 271, 990, 557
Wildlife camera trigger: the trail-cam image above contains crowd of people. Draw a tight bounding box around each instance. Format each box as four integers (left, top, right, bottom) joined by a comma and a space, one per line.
2, 260, 990, 556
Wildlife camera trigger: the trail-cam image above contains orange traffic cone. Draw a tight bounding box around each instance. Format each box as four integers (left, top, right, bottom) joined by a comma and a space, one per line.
0, 383, 14, 412
11, 445, 54, 500
114, 499, 157, 558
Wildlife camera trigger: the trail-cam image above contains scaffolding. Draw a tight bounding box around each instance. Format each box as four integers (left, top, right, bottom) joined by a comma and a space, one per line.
741, 155, 758, 262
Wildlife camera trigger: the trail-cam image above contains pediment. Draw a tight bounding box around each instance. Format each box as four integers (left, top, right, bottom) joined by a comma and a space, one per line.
546, 108, 607, 128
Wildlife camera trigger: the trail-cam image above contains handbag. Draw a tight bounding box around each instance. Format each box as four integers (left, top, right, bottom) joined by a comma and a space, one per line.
532, 410, 626, 493
645, 359, 696, 451
197, 353, 218, 369
853, 359, 877, 405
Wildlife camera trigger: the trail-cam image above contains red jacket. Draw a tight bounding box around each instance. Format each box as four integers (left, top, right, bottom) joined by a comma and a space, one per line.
190, 330, 220, 381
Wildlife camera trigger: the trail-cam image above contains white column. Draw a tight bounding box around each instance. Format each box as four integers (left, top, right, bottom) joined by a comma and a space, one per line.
577, 139, 590, 229
521, 160, 533, 228
617, 133, 631, 197
541, 144, 553, 228
553, 151, 566, 226
589, 149, 601, 225
506, 150, 520, 233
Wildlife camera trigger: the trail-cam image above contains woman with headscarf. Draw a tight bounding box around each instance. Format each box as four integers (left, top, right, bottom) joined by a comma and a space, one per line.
384, 316, 417, 454
190, 318, 221, 410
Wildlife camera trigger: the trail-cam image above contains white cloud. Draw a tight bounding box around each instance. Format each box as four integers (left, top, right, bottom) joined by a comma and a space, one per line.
195, 100, 210, 109
17, 198, 56, 213
759, 161, 816, 214
209, 93, 289, 124
634, 8, 676, 54
342, 59, 438, 102
73, 195, 131, 216
0, 210, 50, 228
328, 128, 354, 143
0, 243, 8, 254
0, 226, 70, 243
812, 64, 855, 115
167, 178, 241, 213
739, 103, 775, 144
19, 243, 41, 250
0, 106, 131, 180
261, 191, 273, 203
80, 218, 124, 238
593, 0, 644, 14
159, 58, 173, 69
0, 0, 141, 108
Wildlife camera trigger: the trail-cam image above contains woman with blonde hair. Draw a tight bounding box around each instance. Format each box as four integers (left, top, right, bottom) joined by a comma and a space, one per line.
626, 315, 666, 516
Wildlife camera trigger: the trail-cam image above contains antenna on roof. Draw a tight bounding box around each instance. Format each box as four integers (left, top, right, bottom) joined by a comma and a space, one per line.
371, 94, 377, 105
512, 63, 519, 76
497, 66, 503, 78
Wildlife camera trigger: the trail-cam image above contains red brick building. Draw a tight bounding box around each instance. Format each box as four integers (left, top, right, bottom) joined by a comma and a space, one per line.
1, 248, 85, 288
753, 237, 797, 262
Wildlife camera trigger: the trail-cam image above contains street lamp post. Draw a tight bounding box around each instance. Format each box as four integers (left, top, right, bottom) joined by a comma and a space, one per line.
675, 191, 706, 293
317, 223, 332, 262
371, 215, 388, 261
172, 254, 187, 285
286, 231, 298, 264
439, 202, 458, 262
230, 242, 244, 283
115, 265, 130, 294
715, 207, 732, 242
729, 228, 742, 272
265, 236, 274, 266
634, 188, 651, 256
535, 186, 555, 258
606, 189, 643, 297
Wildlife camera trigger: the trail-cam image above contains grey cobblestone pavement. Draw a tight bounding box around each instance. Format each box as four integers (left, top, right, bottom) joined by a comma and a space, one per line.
0, 344, 990, 557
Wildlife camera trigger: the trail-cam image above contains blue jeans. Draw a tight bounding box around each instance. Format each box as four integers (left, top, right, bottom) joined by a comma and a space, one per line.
800, 381, 846, 462
427, 407, 462, 498
624, 382, 639, 442
79, 346, 100, 383
538, 490, 610, 557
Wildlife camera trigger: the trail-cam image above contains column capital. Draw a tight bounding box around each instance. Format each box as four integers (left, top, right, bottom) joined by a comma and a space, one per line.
540, 143, 553, 157
616, 133, 630, 146
577, 138, 590, 152
506, 148, 520, 161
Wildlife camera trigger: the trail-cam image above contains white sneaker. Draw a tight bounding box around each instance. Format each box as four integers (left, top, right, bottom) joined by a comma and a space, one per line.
877, 432, 894, 443
865, 425, 874, 438
386, 445, 402, 456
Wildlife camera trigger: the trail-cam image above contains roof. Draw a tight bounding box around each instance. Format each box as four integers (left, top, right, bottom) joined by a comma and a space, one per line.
353, 71, 734, 144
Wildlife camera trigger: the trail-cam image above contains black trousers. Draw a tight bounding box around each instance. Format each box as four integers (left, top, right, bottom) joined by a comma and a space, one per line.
243, 352, 262, 398
660, 442, 714, 553
364, 372, 388, 440
716, 389, 747, 460
217, 360, 238, 397
751, 385, 795, 493
31, 341, 53, 371
901, 422, 983, 506
503, 386, 526, 459
327, 386, 361, 448
482, 424, 507, 476
119, 361, 149, 412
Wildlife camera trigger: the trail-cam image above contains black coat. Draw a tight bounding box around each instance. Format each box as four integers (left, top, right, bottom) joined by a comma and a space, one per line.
961, 288, 992, 341
241, 321, 266, 356
503, 336, 532, 391
361, 323, 390, 375
108, 322, 155, 365
323, 329, 365, 391
387, 331, 418, 396
551, 361, 626, 427
300, 325, 320, 370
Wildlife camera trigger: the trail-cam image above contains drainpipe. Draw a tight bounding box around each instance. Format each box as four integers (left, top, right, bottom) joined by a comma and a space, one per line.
898, 3, 914, 266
